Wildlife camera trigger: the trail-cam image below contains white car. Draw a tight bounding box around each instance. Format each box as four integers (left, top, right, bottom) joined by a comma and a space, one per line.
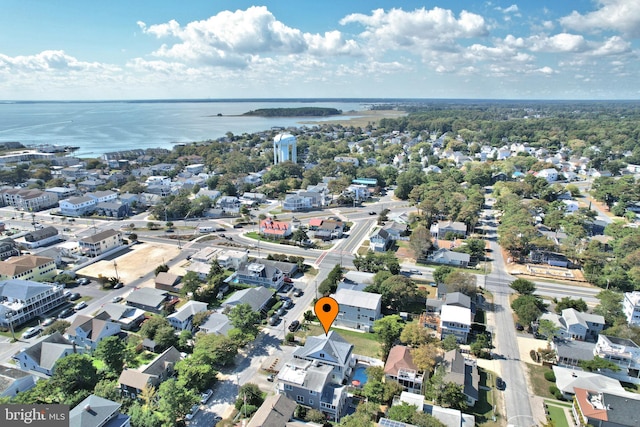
74, 301, 87, 311
185, 404, 200, 421
200, 389, 213, 404
22, 327, 42, 339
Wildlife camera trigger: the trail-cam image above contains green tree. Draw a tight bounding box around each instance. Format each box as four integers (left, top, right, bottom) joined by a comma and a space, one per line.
154, 264, 169, 276
511, 295, 543, 327
153, 326, 178, 351
469, 333, 490, 357
510, 278, 536, 295
374, 315, 404, 360
292, 228, 309, 246
378, 275, 419, 312
409, 225, 432, 259
228, 303, 261, 338
94, 336, 127, 373
235, 383, 263, 409
175, 355, 218, 392
412, 412, 447, 427
157, 378, 199, 424
411, 343, 441, 374
42, 320, 71, 336
444, 272, 477, 297
193, 333, 238, 367
139, 315, 172, 340
537, 319, 561, 342
579, 356, 621, 372
594, 290, 624, 325
92, 379, 122, 402
400, 322, 433, 347
441, 334, 460, 351
433, 266, 454, 284
129, 402, 163, 427
555, 297, 588, 313
440, 382, 468, 410
388, 402, 418, 423
180, 271, 203, 296
50, 353, 98, 396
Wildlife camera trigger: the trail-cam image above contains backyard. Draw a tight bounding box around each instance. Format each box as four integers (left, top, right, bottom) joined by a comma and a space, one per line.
473, 368, 502, 427
296, 324, 382, 359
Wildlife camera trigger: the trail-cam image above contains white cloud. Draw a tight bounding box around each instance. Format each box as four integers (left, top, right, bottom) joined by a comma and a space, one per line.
529, 33, 587, 53
139, 6, 359, 67
0, 50, 116, 73
559, 0, 640, 37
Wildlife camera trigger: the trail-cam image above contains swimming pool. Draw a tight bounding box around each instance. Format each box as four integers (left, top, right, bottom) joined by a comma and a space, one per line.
351, 366, 368, 386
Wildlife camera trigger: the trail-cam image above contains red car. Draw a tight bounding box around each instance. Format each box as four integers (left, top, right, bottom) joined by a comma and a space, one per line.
284, 277, 293, 284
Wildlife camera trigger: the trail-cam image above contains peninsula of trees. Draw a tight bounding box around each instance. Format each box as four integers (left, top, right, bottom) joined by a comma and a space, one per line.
242, 107, 341, 117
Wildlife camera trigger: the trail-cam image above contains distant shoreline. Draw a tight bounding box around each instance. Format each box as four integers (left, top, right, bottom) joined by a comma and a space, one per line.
206, 109, 407, 127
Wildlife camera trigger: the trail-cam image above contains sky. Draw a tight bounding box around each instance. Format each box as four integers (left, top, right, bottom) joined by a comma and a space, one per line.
0, 0, 638, 100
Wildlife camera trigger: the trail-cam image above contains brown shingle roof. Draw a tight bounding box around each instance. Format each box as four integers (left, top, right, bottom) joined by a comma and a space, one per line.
80, 229, 120, 244
0, 255, 54, 276
384, 345, 419, 376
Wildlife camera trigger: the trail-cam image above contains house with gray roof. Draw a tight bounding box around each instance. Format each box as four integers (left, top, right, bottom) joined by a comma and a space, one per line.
369, 228, 392, 252
65, 313, 121, 350
277, 359, 347, 422
23, 226, 59, 248
247, 394, 296, 427
14, 331, 84, 376
540, 308, 605, 341
235, 261, 285, 290
96, 303, 145, 330
70, 394, 130, 427
59, 195, 97, 216
0, 365, 36, 398
331, 289, 381, 332
198, 312, 233, 336
223, 287, 273, 313
167, 300, 208, 332
552, 339, 596, 367
125, 288, 169, 313
293, 331, 355, 384
552, 365, 624, 399
118, 346, 181, 398
78, 229, 123, 257
573, 387, 640, 427
441, 349, 479, 406
430, 220, 467, 239
427, 248, 470, 268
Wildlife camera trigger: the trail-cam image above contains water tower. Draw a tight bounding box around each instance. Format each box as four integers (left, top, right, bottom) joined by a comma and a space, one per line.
273, 133, 297, 165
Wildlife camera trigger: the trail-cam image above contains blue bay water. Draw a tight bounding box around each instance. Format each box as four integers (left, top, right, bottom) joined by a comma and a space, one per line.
0, 100, 369, 157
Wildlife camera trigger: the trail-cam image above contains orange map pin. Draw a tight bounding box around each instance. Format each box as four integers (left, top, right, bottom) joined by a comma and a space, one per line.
315, 296, 339, 335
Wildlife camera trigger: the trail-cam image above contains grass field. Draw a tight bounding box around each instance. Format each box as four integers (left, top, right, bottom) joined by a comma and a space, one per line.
546, 404, 570, 427
297, 324, 382, 359
527, 363, 555, 399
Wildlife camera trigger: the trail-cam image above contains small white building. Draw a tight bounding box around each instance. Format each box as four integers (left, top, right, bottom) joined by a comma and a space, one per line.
167, 301, 208, 332
624, 291, 640, 326
440, 305, 472, 343
537, 168, 559, 183
331, 289, 382, 332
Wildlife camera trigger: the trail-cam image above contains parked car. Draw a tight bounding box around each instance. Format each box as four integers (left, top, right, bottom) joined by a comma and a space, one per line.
77, 278, 90, 286
292, 288, 303, 297
41, 317, 55, 327
515, 323, 524, 331
409, 269, 422, 275
112, 296, 123, 303
185, 404, 200, 421
69, 293, 81, 301
22, 327, 42, 339
276, 306, 286, 316
368, 211, 377, 215
113, 282, 124, 289
496, 377, 506, 390
283, 277, 293, 284
266, 374, 275, 382
233, 224, 243, 229
282, 299, 293, 309
268, 315, 279, 326
58, 308, 74, 318
288, 320, 300, 332
200, 389, 213, 404
74, 301, 87, 311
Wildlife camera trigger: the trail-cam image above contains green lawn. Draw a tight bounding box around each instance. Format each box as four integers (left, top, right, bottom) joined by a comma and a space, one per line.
472, 368, 501, 427
546, 404, 570, 427
296, 324, 382, 358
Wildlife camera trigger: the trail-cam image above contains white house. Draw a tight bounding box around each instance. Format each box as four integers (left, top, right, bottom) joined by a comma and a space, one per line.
624, 291, 640, 326
440, 305, 472, 343
216, 250, 248, 270
65, 314, 121, 350
593, 335, 640, 383
78, 229, 124, 257
0, 366, 36, 398
15, 332, 84, 376
537, 168, 559, 183
331, 289, 381, 332
0, 279, 66, 328
292, 331, 355, 384
540, 309, 605, 341
167, 301, 208, 332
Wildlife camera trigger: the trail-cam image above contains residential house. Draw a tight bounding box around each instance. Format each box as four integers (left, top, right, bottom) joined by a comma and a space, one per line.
428, 248, 471, 267
593, 335, 640, 382
369, 228, 392, 252
44, 186, 78, 200
440, 305, 472, 343
125, 288, 170, 313
260, 259, 298, 278
624, 291, 640, 326
14, 332, 83, 376
345, 184, 369, 202
552, 366, 625, 399
441, 349, 480, 406
198, 312, 233, 336
217, 250, 249, 270
0, 255, 57, 282
118, 346, 182, 398
283, 194, 313, 211
259, 218, 292, 240
235, 261, 284, 290
537, 168, 559, 183
552, 340, 596, 367
388, 391, 476, 427
241, 192, 266, 203
69, 394, 131, 427
216, 196, 241, 214
572, 387, 640, 427
78, 229, 123, 257
95, 202, 131, 219
0, 188, 57, 211
154, 272, 182, 293
0, 237, 19, 260
430, 221, 467, 239
23, 226, 60, 249
167, 301, 208, 332
0, 365, 36, 398
59, 196, 98, 216
331, 289, 381, 332
247, 394, 296, 427
184, 260, 212, 281
293, 330, 355, 384
223, 286, 273, 313
382, 222, 408, 241
277, 359, 347, 422
315, 219, 344, 240
384, 345, 424, 394
78, 179, 105, 192
0, 279, 65, 328
540, 308, 605, 341
96, 303, 145, 331
65, 313, 121, 350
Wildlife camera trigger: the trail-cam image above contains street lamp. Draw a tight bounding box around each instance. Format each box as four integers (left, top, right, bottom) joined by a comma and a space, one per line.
113, 261, 120, 282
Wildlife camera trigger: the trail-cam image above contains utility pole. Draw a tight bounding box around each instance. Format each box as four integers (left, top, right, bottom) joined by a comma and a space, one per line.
113, 261, 119, 283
